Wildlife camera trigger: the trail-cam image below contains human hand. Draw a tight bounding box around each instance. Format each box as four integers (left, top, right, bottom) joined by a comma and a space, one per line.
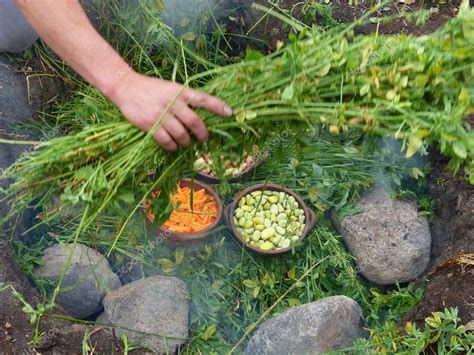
109, 71, 233, 151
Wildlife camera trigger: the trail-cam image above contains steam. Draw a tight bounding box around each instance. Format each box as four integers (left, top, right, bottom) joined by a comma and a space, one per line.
160, 0, 218, 36
81, 0, 221, 43
371, 137, 428, 194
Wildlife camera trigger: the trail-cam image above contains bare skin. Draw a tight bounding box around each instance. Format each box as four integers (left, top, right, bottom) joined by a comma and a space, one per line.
15, 0, 233, 151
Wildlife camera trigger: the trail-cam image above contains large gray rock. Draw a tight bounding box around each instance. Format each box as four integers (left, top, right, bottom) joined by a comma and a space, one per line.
337, 187, 431, 285
245, 296, 367, 354
0, 56, 34, 234
0, 56, 34, 124
98, 275, 189, 353
35, 243, 121, 319
0, 56, 34, 170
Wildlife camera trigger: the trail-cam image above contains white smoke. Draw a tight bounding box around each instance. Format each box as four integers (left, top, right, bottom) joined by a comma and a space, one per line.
160, 0, 218, 36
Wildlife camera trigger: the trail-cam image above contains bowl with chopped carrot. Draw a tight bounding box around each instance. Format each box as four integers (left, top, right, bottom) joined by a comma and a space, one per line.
144, 179, 223, 242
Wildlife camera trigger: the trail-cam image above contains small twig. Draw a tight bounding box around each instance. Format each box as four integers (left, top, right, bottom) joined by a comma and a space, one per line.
0, 138, 40, 145
229, 255, 331, 353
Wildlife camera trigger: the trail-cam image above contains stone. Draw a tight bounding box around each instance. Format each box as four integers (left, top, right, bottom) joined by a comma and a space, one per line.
97, 275, 189, 353
0, 56, 36, 234
244, 296, 368, 354
34, 243, 121, 319
0, 56, 35, 170
336, 187, 431, 285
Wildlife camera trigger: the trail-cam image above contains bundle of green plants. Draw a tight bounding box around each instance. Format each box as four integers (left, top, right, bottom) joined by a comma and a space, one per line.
1, 2, 473, 244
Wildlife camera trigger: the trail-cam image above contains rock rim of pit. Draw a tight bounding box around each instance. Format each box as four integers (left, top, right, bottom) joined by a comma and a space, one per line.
244, 295, 368, 354
35, 243, 121, 319
97, 275, 190, 353
335, 186, 431, 285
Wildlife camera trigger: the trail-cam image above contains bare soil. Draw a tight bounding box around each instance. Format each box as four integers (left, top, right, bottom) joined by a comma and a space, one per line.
215, 0, 467, 54
402, 258, 474, 327
427, 152, 474, 268
0, 244, 143, 354
401, 150, 474, 329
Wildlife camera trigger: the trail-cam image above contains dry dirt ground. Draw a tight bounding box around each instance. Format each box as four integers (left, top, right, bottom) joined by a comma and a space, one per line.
215, 0, 470, 54
402, 151, 474, 327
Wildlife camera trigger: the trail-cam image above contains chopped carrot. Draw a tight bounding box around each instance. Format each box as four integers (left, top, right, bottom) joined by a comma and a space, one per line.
147, 184, 218, 233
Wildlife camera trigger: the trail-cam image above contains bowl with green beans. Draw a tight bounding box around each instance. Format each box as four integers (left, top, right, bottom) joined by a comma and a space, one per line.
224, 183, 317, 256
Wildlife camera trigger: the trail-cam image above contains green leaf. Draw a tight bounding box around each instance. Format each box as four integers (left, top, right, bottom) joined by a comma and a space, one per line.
336, 205, 364, 224
411, 167, 425, 179
202, 325, 216, 340
181, 32, 195, 41
158, 258, 177, 273
343, 146, 359, 154
243, 279, 257, 288
282, 84, 295, 100
74, 166, 94, 181
386, 89, 397, 101
406, 135, 423, 158
452, 141, 467, 159
287, 298, 302, 307
175, 248, 185, 265
253, 286, 261, 298
295, 280, 305, 288
360, 83, 371, 97
116, 190, 135, 204
414, 74, 429, 87
315, 63, 331, 77
95, 168, 108, 190
245, 49, 263, 62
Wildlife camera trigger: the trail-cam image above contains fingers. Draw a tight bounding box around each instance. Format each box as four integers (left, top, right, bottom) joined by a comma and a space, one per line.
153, 126, 178, 151
184, 88, 233, 117
173, 104, 208, 142
149, 113, 183, 151
148, 110, 193, 151
161, 116, 191, 148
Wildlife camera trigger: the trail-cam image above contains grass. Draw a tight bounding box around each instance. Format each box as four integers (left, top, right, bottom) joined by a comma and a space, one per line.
346, 308, 474, 353
25, 135, 430, 352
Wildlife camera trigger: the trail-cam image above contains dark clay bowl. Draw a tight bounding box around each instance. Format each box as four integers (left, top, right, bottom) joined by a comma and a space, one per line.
223, 183, 317, 256
144, 178, 223, 243
196, 155, 267, 184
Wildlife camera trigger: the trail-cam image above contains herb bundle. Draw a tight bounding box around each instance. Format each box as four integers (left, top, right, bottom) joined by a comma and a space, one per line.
1, 2, 473, 240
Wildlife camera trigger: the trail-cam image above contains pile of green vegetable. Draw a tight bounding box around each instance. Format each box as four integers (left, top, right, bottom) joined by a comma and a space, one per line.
1, 2, 473, 245
234, 189, 306, 251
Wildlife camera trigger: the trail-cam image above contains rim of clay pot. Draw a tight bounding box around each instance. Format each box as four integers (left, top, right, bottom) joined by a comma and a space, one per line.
144, 178, 223, 242
195, 153, 267, 184
223, 183, 317, 256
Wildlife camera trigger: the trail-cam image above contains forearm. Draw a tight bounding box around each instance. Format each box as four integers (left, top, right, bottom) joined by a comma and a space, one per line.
16, 0, 129, 100
16, 0, 232, 151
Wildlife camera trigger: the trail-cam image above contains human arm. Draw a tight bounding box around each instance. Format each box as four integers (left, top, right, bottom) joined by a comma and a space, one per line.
15, 0, 232, 150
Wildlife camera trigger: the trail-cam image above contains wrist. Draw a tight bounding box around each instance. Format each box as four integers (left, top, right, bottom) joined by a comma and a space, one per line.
99, 63, 137, 106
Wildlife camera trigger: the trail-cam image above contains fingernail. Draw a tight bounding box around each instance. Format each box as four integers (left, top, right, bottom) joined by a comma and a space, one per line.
224, 105, 233, 116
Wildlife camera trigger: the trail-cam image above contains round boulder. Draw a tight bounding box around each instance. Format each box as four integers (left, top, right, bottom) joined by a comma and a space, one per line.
244, 296, 368, 354
35, 243, 121, 319
97, 275, 189, 353
336, 187, 431, 285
